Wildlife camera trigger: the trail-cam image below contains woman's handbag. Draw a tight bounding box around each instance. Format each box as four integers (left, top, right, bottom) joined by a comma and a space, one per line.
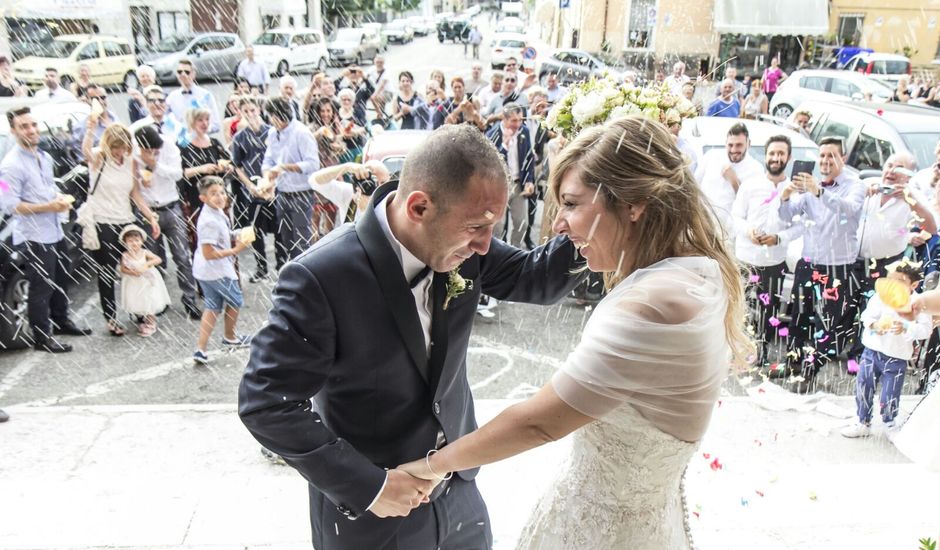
76, 164, 104, 251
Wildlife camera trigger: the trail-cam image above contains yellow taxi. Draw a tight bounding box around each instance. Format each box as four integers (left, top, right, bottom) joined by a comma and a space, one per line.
13, 34, 137, 92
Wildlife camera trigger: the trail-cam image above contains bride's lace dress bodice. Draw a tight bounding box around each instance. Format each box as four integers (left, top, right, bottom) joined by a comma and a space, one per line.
517, 257, 728, 549
516, 404, 697, 549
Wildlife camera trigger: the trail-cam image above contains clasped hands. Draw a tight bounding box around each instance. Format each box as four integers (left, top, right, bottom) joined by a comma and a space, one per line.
369, 457, 447, 518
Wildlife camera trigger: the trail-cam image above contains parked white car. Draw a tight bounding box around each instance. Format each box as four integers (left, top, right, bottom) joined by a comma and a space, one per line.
328, 28, 381, 66
383, 20, 415, 44
407, 16, 434, 36
841, 52, 912, 85
252, 28, 329, 76
768, 69, 893, 118
490, 33, 527, 69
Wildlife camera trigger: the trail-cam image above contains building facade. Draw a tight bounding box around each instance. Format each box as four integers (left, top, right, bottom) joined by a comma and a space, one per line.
829, 0, 940, 67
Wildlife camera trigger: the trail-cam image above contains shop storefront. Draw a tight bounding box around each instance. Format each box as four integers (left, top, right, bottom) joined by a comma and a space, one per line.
713, 0, 830, 75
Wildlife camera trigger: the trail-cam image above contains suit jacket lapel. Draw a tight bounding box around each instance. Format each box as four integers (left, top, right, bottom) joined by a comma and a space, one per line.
355, 183, 430, 385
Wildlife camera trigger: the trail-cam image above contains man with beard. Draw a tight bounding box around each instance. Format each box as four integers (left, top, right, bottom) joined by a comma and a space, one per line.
731, 135, 802, 367
779, 137, 866, 392
694, 122, 763, 233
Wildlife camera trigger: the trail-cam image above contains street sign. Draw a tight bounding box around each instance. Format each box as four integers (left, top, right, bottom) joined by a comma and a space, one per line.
523, 46, 537, 60
559, 0, 570, 7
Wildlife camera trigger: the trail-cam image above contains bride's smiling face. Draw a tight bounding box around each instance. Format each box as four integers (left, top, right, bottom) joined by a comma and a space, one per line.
553, 169, 641, 273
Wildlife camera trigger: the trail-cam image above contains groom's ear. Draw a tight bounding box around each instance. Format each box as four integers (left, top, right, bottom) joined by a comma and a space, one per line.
404, 190, 434, 223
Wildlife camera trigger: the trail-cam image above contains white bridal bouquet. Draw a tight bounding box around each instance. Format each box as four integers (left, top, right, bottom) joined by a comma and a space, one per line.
546, 76, 699, 140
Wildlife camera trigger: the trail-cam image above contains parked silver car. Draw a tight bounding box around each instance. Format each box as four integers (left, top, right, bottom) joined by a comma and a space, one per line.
537, 49, 619, 85
328, 28, 380, 66
138, 32, 245, 84
789, 100, 940, 172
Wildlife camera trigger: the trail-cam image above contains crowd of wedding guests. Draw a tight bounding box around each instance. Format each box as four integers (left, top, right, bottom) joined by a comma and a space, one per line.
3, 39, 940, 433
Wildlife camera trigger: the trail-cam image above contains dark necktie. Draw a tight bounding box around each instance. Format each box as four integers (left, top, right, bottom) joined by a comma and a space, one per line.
409, 265, 431, 289
821, 179, 836, 188
182, 90, 193, 95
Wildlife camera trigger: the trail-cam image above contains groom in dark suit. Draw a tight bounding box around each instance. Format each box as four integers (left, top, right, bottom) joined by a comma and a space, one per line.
238, 124, 584, 549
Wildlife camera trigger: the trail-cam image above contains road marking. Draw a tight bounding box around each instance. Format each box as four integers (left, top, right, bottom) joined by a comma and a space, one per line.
15, 348, 242, 407
0, 294, 98, 400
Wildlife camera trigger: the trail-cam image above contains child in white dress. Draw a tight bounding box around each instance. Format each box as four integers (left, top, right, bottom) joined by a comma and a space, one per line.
118, 224, 170, 337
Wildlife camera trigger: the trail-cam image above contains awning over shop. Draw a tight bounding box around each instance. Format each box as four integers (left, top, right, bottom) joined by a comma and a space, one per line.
713, 0, 830, 36
0, 0, 124, 20
259, 0, 306, 16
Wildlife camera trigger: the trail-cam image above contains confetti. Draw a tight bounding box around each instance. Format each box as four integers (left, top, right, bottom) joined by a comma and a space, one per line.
710, 457, 723, 471
483, 210, 495, 220
758, 293, 770, 306
777, 327, 789, 337
748, 274, 761, 283
847, 359, 859, 374
0, 179, 9, 193
755, 490, 765, 497
740, 497, 749, 507
768, 317, 781, 327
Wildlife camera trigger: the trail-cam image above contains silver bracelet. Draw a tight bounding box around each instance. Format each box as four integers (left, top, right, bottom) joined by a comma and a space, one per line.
425, 449, 453, 481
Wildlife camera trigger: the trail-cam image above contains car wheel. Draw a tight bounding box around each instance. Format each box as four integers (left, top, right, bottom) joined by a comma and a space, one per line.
276, 60, 289, 77
122, 71, 139, 92
355, 53, 362, 66
772, 104, 793, 118
0, 271, 32, 350
438, 34, 444, 43
318, 57, 328, 73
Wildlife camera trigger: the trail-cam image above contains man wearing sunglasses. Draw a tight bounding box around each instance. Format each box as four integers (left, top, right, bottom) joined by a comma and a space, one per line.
70, 83, 118, 161
130, 86, 202, 320
483, 71, 527, 128
166, 59, 221, 134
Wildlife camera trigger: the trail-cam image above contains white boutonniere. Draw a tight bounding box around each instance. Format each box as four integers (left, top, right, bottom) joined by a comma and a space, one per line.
443, 267, 473, 310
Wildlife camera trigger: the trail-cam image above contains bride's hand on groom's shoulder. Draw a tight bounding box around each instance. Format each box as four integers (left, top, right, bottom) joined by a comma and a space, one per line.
369, 469, 435, 518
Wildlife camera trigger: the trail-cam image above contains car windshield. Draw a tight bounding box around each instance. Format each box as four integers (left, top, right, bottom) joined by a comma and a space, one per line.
499, 40, 525, 48
387, 21, 406, 29
255, 33, 289, 48
334, 29, 361, 41
153, 35, 194, 53
36, 40, 81, 58
901, 133, 940, 171
875, 60, 910, 75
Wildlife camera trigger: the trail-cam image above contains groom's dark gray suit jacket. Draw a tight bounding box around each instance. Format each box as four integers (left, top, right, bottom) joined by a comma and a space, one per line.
238, 182, 584, 539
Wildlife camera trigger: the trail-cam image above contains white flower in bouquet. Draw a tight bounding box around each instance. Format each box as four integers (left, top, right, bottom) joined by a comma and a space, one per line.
659, 93, 678, 109
676, 98, 698, 117
571, 92, 608, 125
609, 103, 640, 121
638, 89, 660, 108
641, 105, 662, 120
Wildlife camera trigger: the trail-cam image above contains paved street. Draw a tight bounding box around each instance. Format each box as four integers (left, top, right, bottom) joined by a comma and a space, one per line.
1, 13, 938, 550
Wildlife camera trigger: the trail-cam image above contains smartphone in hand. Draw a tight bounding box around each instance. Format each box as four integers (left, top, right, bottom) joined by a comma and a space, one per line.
790, 160, 815, 180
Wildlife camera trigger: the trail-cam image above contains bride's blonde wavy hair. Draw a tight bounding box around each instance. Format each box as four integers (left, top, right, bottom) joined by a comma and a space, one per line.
549, 115, 753, 368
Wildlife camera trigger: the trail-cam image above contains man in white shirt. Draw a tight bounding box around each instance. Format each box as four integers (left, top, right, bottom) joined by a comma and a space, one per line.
130, 88, 201, 320
166, 59, 221, 134
850, 152, 935, 358
474, 72, 503, 118
464, 62, 488, 96
731, 135, 801, 366
694, 122, 763, 234
778, 136, 866, 391
367, 55, 394, 121
544, 72, 567, 105
33, 68, 75, 103
236, 46, 270, 94
664, 61, 690, 95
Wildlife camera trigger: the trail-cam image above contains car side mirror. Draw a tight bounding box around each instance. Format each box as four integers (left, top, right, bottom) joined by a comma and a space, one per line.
851, 92, 863, 101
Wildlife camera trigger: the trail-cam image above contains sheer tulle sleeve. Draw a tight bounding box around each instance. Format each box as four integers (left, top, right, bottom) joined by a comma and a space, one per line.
552, 257, 730, 442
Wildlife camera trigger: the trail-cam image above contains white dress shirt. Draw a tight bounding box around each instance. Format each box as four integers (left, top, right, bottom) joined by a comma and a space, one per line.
665, 74, 690, 96
860, 295, 932, 360
33, 85, 75, 102
367, 192, 435, 511
503, 126, 520, 181
166, 84, 221, 134
858, 185, 930, 260
778, 170, 865, 266
695, 149, 763, 230
731, 175, 802, 266
131, 116, 184, 208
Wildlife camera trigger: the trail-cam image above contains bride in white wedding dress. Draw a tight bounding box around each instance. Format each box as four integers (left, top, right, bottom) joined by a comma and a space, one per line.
400, 116, 751, 549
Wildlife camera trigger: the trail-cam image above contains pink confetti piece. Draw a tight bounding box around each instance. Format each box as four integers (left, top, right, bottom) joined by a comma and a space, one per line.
777, 327, 789, 337
755, 490, 765, 497
760, 190, 779, 205
748, 274, 761, 283
758, 293, 771, 306
846, 359, 859, 374
0, 179, 9, 193
768, 317, 781, 327
710, 457, 723, 471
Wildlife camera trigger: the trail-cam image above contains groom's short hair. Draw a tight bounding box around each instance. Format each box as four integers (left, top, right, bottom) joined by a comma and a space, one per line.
399, 124, 508, 212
